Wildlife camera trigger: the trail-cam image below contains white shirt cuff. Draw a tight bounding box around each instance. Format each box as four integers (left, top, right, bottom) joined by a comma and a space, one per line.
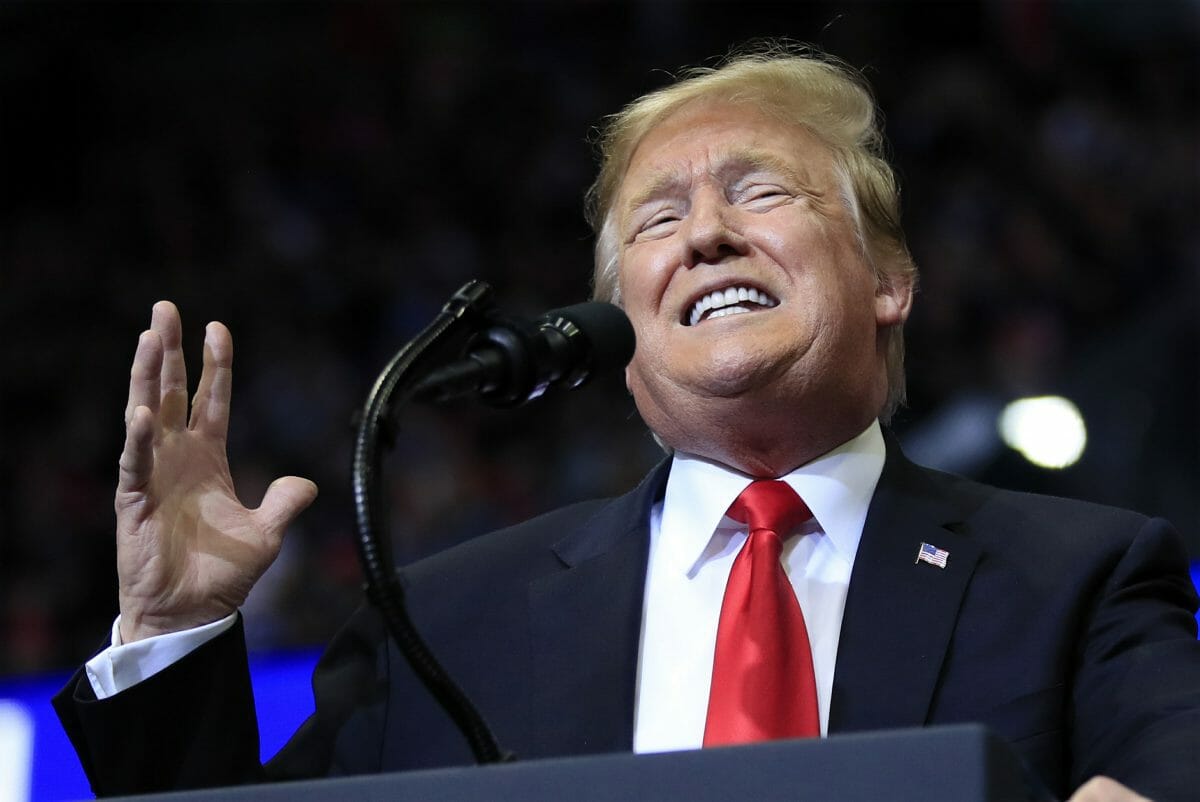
84, 612, 239, 700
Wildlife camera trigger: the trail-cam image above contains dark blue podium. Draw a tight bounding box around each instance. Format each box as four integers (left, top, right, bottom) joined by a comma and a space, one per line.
107, 724, 1048, 801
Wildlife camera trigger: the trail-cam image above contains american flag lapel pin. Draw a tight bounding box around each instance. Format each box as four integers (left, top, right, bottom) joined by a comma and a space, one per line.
916, 542, 949, 569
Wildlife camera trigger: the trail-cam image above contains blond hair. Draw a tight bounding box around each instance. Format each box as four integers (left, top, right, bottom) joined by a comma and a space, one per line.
585, 43, 918, 421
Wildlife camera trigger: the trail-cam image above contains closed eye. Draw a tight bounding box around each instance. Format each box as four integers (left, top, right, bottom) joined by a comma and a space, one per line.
636, 213, 681, 239
739, 185, 792, 209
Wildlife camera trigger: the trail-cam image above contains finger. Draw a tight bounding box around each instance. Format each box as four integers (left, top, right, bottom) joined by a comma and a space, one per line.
189, 321, 234, 437
124, 330, 163, 427
152, 300, 189, 430
254, 477, 319, 543
117, 405, 156, 496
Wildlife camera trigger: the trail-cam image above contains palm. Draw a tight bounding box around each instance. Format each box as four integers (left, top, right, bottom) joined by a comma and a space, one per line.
119, 430, 266, 629
114, 302, 317, 642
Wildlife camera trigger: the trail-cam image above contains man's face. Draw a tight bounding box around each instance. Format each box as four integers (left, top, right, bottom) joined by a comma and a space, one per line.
613, 100, 910, 458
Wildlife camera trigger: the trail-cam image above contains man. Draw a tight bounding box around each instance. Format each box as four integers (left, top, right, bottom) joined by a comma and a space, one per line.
55, 47, 1198, 800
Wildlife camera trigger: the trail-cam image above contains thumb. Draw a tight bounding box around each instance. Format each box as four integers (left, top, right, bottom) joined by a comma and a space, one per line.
255, 476, 319, 538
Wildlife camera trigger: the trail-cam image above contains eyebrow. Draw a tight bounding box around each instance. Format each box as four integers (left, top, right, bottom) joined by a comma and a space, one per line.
721, 150, 815, 191
622, 148, 819, 217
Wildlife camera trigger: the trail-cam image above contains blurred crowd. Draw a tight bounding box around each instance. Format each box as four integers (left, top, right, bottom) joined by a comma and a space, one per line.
1, 1, 1196, 674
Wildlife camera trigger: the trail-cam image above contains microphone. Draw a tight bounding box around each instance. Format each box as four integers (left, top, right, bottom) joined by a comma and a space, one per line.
414, 302, 635, 407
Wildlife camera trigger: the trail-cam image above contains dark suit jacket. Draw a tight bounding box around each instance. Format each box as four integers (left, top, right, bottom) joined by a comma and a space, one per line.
55, 446, 1200, 799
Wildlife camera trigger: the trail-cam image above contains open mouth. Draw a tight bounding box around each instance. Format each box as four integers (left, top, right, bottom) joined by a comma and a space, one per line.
683, 285, 779, 326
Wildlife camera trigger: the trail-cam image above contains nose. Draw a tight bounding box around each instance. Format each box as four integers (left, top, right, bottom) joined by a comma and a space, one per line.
681, 188, 749, 268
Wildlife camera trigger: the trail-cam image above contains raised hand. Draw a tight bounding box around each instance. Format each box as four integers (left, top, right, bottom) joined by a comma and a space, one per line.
115, 301, 318, 643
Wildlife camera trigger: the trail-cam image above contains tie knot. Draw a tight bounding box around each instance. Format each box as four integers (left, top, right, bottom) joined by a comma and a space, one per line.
727, 480, 811, 537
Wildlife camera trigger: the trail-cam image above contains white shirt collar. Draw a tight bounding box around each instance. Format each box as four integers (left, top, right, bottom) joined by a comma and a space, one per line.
659, 420, 886, 573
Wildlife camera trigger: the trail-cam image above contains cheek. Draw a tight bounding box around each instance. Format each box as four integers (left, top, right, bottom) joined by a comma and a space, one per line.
619, 245, 677, 314
614, 268, 665, 377
615, 259, 640, 313
624, 347, 659, 407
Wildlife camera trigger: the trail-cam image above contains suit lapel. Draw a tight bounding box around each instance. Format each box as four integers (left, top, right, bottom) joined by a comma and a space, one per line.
829, 444, 982, 733
526, 461, 670, 757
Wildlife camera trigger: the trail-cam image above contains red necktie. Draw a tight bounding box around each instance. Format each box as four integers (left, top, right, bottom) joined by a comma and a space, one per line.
703, 480, 820, 746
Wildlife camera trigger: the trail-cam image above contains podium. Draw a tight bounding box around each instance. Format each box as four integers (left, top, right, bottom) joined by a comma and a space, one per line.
107, 724, 1049, 801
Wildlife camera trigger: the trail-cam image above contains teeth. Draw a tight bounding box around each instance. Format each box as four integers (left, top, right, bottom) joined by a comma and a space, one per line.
687, 285, 778, 326
708, 306, 751, 320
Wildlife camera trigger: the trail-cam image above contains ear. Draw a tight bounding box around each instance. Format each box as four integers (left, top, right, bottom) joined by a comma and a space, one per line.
875, 273, 913, 328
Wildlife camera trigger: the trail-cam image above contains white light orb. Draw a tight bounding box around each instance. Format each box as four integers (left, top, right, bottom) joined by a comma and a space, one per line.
998, 396, 1087, 470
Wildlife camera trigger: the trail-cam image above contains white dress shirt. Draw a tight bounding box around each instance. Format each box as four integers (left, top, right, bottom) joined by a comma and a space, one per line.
632, 421, 885, 752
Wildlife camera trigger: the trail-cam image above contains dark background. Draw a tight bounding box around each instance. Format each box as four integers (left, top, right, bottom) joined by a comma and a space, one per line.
1, 0, 1196, 675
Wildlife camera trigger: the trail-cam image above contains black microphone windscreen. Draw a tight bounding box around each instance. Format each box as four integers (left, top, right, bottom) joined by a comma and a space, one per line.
546, 302, 636, 372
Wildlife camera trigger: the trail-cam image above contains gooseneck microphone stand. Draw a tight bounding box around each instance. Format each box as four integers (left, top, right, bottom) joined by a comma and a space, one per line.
352, 279, 634, 765
350, 279, 513, 765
